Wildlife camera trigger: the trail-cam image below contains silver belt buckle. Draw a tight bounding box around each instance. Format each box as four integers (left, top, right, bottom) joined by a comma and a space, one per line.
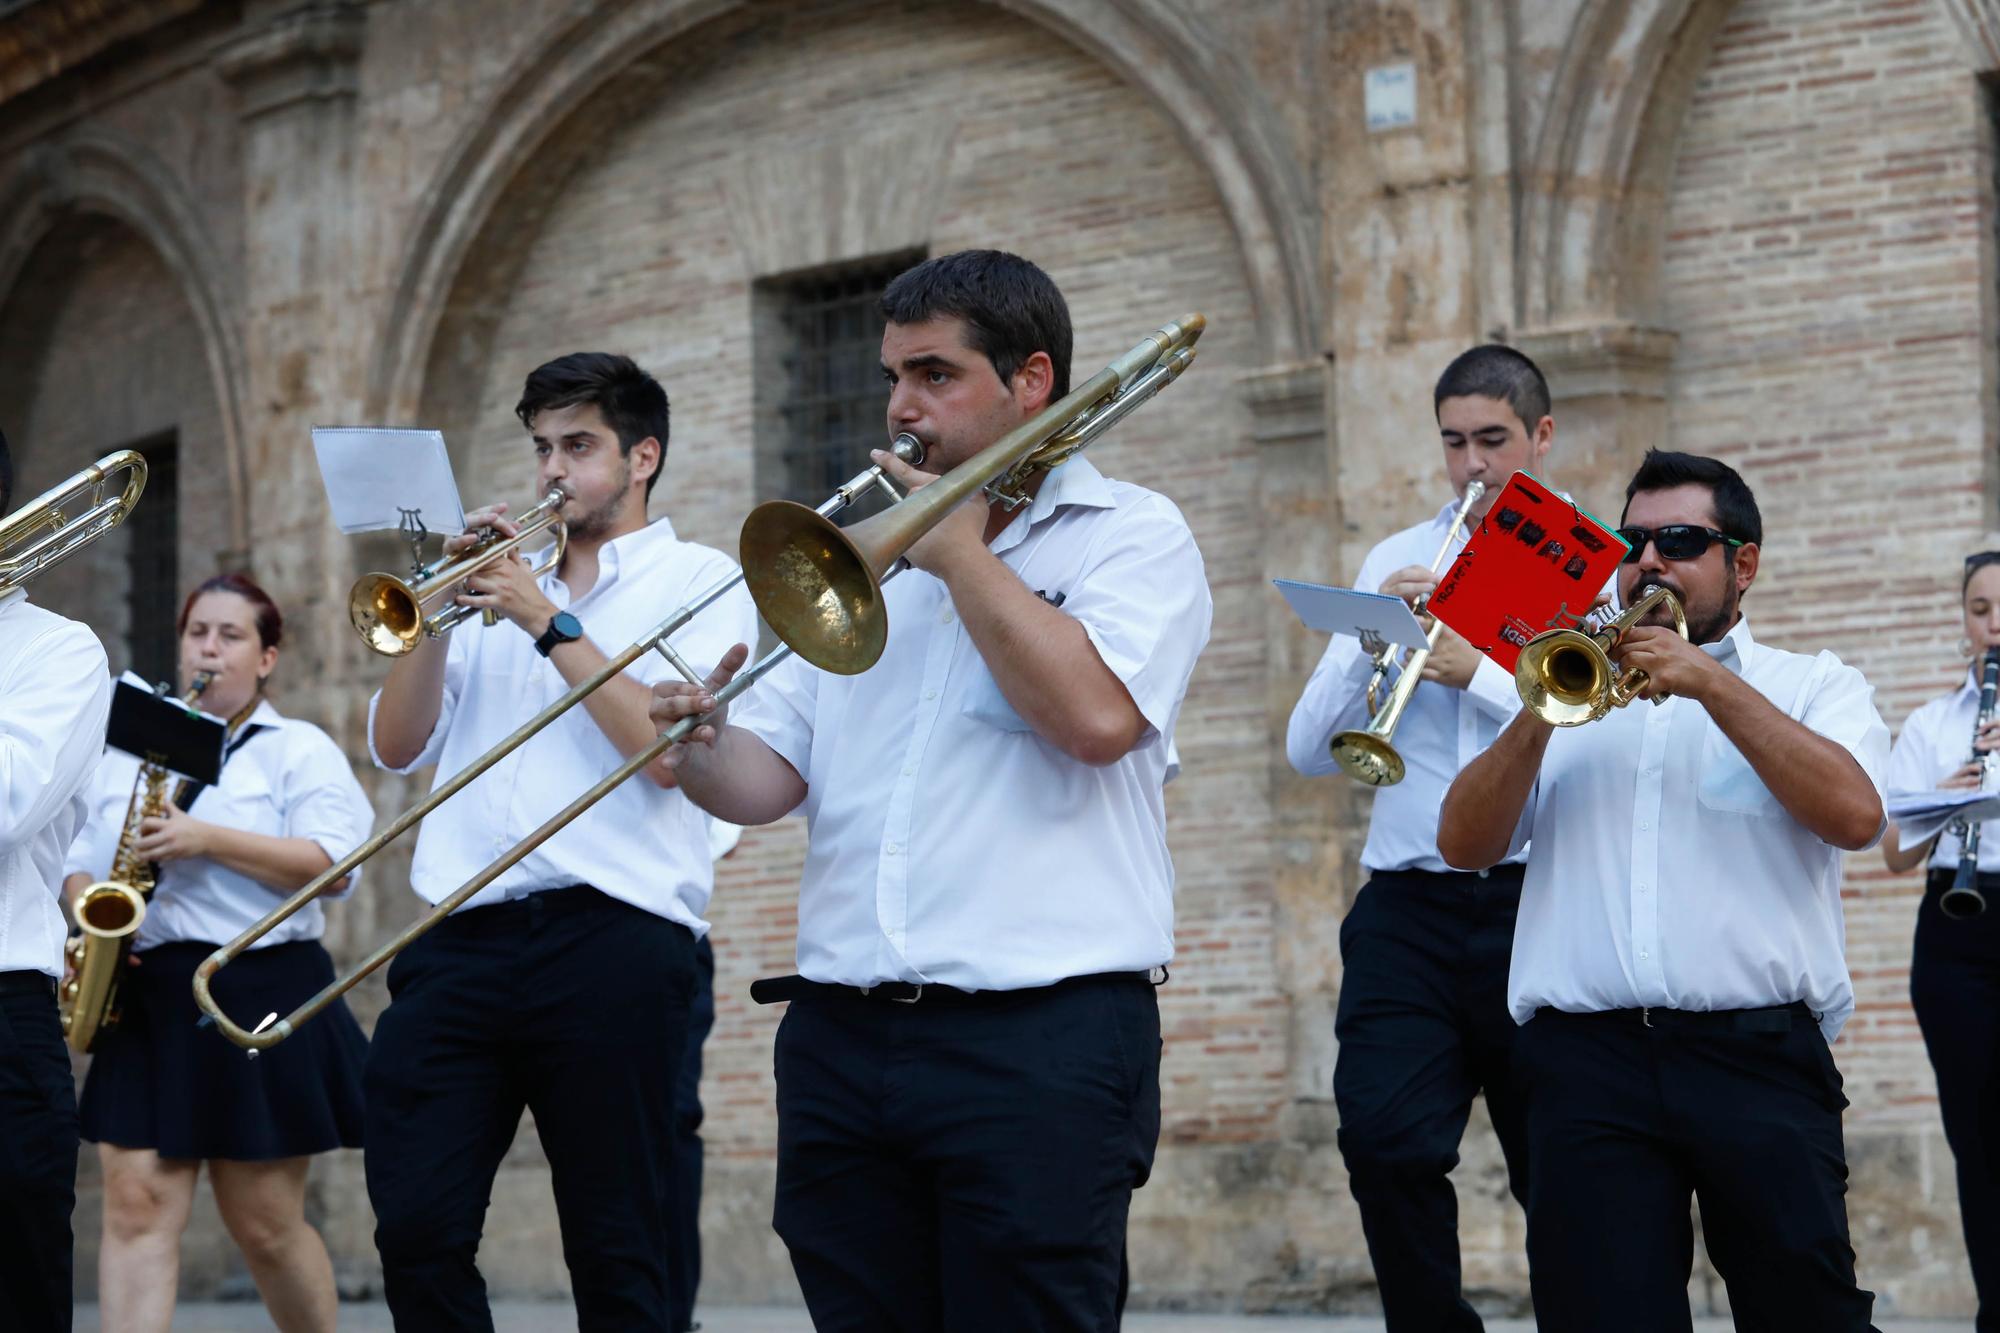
892, 984, 924, 1005
1642, 1006, 1653, 1028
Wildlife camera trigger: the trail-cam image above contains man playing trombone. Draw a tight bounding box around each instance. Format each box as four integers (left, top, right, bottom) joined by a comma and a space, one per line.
1285, 346, 1550, 1331
650, 250, 1212, 1332
364, 354, 757, 1331
0, 426, 116, 1333
1437, 450, 1887, 1332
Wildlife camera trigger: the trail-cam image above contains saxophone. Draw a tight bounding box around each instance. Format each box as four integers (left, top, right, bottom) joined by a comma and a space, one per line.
61, 671, 213, 1053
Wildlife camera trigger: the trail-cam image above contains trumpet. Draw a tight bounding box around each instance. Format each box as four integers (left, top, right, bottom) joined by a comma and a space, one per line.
1329, 481, 1485, 786
1940, 646, 2000, 919
1515, 584, 1688, 726
1, 449, 147, 595
349, 487, 570, 656
194, 314, 1203, 1052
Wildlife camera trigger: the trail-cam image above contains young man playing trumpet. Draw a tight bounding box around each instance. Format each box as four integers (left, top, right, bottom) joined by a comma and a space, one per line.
0, 426, 115, 1333
1285, 346, 1550, 1331
1438, 450, 1886, 1332
650, 250, 1212, 1332
365, 354, 757, 1331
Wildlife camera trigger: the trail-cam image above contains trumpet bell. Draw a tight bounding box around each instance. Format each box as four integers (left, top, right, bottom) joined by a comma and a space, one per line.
738, 500, 887, 676
1517, 628, 1613, 727
349, 572, 424, 657
1330, 730, 1405, 786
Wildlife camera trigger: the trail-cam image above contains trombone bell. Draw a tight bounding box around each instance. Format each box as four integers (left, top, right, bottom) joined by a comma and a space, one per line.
738, 502, 887, 677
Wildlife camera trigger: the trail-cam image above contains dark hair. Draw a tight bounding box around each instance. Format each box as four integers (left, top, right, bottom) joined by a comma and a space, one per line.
1434, 345, 1553, 433
1966, 550, 2000, 594
178, 573, 284, 651
514, 353, 669, 500
0, 426, 12, 515
1621, 449, 1763, 548
879, 250, 1073, 401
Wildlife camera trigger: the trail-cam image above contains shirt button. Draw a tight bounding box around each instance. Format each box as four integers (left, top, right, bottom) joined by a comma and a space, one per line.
1640, 821, 1650, 831
940, 609, 954, 625
903, 768, 915, 778
885, 843, 900, 856
1638, 951, 1650, 960
924, 690, 938, 701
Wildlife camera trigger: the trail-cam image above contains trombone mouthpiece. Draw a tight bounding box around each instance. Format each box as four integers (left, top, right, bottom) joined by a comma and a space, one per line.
890, 433, 926, 467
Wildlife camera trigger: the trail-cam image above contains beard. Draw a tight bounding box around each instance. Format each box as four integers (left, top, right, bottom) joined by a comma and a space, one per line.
558, 461, 634, 541
1630, 573, 1737, 646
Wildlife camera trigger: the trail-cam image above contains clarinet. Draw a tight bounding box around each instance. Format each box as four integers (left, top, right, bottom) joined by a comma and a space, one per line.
1940, 646, 2000, 919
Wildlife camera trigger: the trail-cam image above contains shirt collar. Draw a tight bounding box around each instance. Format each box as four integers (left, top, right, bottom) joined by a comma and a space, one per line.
992, 457, 1116, 555
549, 515, 680, 596
1701, 615, 1756, 673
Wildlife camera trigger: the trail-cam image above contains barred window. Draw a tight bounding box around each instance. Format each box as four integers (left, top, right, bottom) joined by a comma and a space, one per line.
756, 251, 923, 524
124, 431, 178, 685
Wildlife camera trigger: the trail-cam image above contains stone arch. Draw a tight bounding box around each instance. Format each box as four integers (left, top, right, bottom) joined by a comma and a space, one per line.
365, 0, 1318, 422
0, 129, 249, 553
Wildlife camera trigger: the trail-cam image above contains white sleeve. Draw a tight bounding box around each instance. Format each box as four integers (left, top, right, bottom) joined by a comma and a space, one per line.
280, 727, 376, 899
1884, 700, 1948, 793
1060, 495, 1212, 740
61, 760, 121, 881
0, 620, 110, 857
731, 649, 817, 796
1800, 654, 1891, 849
367, 630, 469, 774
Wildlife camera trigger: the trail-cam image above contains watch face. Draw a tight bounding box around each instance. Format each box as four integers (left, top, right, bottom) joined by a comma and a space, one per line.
553, 612, 582, 639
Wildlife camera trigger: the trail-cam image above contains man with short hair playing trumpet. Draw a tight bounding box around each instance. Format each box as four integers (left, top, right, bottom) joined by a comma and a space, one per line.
1285, 346, 1551, 1332
364, 353, 756, 1332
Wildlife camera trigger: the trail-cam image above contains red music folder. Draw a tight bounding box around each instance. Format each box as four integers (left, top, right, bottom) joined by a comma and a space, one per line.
1427, 471, 1630, 673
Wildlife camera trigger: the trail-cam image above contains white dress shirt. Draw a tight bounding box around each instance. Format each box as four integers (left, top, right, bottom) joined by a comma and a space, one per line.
369, 517, 759, 930
1287, 499, 1527, 872
733, 457, 1212, 991
1885, 662, 2000, 872
65, 698, 372, 949
1503, 617, 1889, 1040
0, 590, 111, 978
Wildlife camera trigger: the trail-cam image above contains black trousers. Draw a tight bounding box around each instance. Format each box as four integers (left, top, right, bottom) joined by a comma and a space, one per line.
1332, 865, 1528, 1333
669, 933, 714, 1333
771, 976, 1161, 1333
0, 974, 76, 1333
1515, 1005, 1876, 1333
364, 886, 698, 1332
1913, 867, 2000, 1332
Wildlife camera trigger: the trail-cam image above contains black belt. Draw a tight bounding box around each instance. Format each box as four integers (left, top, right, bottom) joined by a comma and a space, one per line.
750, 968, 1164, 1008
1538, 1000, 1814, 1033
1371, 863, 1525, 887
0, 970, 55, 997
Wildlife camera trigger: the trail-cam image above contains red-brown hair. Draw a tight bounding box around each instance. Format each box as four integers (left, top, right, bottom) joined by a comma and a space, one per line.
178, 573, 284, 650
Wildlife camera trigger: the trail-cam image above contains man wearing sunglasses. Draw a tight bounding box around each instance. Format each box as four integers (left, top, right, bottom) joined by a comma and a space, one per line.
1437, 450, 1888, 1332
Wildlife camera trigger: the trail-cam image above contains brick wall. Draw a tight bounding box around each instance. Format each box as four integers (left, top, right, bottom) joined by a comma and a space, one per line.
1661, 0, 1993, 1313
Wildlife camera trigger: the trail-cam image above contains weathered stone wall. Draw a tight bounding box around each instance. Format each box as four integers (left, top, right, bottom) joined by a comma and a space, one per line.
0, 0, 1992, 1317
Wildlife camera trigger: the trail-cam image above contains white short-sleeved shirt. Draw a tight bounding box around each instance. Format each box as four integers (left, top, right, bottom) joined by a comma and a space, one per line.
1502, 617, 1889, 1040
64, 697, 372, 949
733, 456, 1213, 991
1287, 499, 1528, 873
0, 591, 112, 978
368, 516, 759, 931
1885, 662, 2000, 872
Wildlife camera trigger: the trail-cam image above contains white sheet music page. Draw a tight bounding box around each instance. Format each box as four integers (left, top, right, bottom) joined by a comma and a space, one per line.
312, 427, 466, 536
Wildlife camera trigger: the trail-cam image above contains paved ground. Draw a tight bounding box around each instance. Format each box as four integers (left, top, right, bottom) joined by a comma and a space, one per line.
75, 1305, 1973, 1332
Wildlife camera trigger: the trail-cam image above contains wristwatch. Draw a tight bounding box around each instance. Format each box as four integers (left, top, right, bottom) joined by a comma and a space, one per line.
534, 611, 583, 658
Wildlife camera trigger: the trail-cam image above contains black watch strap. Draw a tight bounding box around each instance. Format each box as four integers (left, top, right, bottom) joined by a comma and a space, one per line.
534, 611, 582, 658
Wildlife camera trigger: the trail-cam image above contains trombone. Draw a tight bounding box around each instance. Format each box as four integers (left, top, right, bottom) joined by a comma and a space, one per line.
1, 449, 148, 595
1515, 584, 1688, 726
1329, 481, 1484, 786
193, 313, 1203, 1051
349, 487, 570, 656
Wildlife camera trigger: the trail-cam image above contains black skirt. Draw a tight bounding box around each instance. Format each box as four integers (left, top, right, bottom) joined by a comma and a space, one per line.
79, 939, 366, 1161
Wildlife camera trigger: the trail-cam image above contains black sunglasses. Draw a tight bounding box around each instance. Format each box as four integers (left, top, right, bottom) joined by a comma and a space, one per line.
1616, 525, 1744, 563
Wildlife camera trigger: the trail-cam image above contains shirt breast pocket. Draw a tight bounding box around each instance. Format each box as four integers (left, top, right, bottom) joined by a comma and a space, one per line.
960, 666, 1035, 735
1696, 728, 1785, 820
